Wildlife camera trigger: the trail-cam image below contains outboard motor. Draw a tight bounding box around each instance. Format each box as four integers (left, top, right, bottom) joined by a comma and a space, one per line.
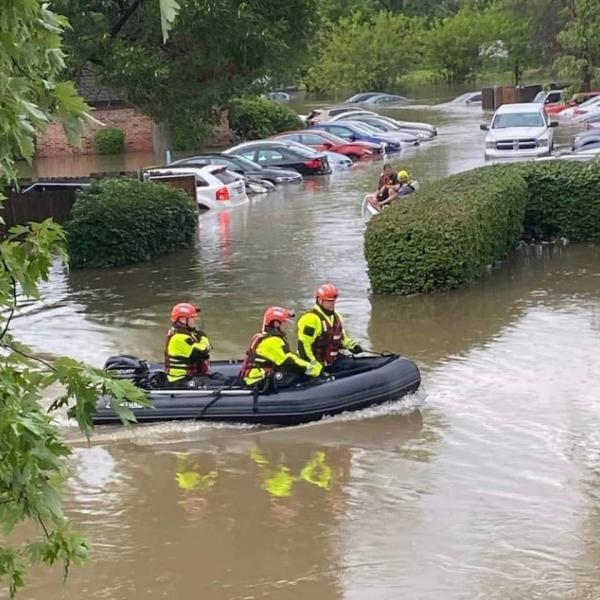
104, 355, 151, 388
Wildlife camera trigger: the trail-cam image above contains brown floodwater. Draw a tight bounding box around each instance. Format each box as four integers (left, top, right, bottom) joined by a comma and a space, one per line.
7, 95, 600, 600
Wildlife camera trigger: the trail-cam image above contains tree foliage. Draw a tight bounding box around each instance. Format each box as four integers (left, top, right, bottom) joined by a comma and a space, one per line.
55, 0, 319, 134
307, 11, 424, 93
0, 2, 149, 596
228, 97, 304, 141
554, 0, 600, 91
426, 8, 494, 83
67, 178, 197, 268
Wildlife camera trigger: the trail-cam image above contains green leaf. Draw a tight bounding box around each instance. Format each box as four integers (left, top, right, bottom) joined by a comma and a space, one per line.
160, 0, 180, 43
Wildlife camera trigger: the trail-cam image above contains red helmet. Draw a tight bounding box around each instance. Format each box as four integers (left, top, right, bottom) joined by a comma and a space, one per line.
171, 303, 199, 324
316, 283, 339, 303
263, 306, 294, 331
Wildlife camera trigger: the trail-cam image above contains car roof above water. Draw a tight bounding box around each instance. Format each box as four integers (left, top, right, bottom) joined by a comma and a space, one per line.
495, 103, 546, 114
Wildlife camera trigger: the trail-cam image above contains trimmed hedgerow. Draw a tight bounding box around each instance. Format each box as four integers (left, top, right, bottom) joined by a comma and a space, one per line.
365, 160, 600, 295
517, 160, 600, 241
67, 178, 197, 268
94, 127, 125, 154
365, 165, 529, 295
228, 97, 303, 140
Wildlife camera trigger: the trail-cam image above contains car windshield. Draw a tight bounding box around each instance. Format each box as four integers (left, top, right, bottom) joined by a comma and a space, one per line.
346, 122, 378, 135
285, 142, 319, 157
309, 130, 348, 144
533, 92, 546, 103
492, 112, 545, 128
361, 120, 389, 132
229, 154, 261, 169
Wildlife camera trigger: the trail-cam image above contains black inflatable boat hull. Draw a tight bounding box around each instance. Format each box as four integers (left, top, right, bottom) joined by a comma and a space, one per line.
93, 355, 420, 426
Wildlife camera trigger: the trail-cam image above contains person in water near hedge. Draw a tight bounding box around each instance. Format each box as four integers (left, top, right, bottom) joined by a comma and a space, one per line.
397, 170, 417, 196
242, 306, 322, 389
297, 283, 363, 373
375, 163, 399, 203
165, 303, 212, 385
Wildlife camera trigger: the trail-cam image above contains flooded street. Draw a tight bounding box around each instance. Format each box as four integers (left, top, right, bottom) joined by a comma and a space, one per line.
9, 98, 600, 599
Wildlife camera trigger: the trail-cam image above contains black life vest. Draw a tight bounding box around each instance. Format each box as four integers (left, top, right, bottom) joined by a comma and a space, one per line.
164, 326, 209, 377
312, 309, 343, 365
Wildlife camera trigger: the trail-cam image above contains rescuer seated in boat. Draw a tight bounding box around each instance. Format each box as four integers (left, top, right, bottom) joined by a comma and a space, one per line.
297, 283, 363, 373
165, 303, 212, 387
242, 306, 322, 390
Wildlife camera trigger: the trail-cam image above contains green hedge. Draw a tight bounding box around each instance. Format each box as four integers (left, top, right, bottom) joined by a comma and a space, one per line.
517, 161, 600, 241
365, 166, 528, 294
228, 97, 304, 140
94, 127, 125, 154
365, 160, 600, 295
67, 178, 197, 268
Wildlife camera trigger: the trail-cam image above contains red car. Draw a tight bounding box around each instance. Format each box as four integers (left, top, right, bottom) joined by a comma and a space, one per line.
271, 130, 382, 160
545, 91, 600, 115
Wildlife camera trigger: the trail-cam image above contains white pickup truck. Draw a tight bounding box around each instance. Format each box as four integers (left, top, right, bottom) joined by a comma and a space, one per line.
481, 103, 558, 160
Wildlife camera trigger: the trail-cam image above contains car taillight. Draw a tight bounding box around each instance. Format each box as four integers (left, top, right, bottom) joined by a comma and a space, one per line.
215, 187, 230, 201
304, 158, 322, 169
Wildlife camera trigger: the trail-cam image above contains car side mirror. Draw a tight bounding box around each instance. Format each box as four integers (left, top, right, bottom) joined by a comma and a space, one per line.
550, 121, 559, 128
480, 124, 489, 131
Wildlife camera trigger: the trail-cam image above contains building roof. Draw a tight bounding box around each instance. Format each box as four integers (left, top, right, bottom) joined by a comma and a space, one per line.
75, 66, 125, 108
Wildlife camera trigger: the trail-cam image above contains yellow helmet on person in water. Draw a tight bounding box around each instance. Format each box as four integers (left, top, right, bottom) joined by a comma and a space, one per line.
398, 170, 409, 183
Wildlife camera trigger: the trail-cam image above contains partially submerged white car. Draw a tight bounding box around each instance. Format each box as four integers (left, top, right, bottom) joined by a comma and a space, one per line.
145, 165, 249, 210
481, 103, 557, 160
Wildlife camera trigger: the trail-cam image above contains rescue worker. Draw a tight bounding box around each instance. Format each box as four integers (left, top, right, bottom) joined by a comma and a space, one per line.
165, 303, 212, 385
242, 306, 322, 389
297, 283, 363, 373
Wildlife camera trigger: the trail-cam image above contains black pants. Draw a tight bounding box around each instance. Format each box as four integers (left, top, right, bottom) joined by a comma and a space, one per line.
164, 372, 228, 389
327, 356, 357, 373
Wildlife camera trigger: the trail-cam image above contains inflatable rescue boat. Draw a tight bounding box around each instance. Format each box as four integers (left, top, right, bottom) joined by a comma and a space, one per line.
94, 354, 421, 426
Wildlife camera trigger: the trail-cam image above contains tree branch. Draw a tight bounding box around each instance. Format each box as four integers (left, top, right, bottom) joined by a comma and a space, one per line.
0, 254, 18, 343
3, 342, 57, 372
110, 0, 141, 37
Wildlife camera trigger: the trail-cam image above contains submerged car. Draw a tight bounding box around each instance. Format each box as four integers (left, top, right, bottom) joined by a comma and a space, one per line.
345, 92, 382, 104
170, 153, 302, 185
449, 91, 482, 105
533, 89, 565, 105
481, 103, 557, 159
341, 117, 421, 144
572, 130, 600, 151
312, 122, 401, 153
305, 106, 365, 125
329, 110, 437, 138
363, 94, 411, 105
561, 95, 600, 118
545, 91, 600, 115
224, 141, 331, 175
271, 130, 381, 159
342, 120, 419, 146
145, 165, 249, 210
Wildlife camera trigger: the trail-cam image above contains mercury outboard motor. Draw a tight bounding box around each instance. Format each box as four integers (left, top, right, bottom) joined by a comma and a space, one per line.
104, 355, 151, 388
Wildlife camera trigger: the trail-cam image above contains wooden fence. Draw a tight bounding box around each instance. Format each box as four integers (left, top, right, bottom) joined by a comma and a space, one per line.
1, 172, 197, 231
0, 189, 78, 229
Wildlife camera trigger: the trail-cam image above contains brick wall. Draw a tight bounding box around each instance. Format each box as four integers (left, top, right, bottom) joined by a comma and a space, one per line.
35, 107, 155, 158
